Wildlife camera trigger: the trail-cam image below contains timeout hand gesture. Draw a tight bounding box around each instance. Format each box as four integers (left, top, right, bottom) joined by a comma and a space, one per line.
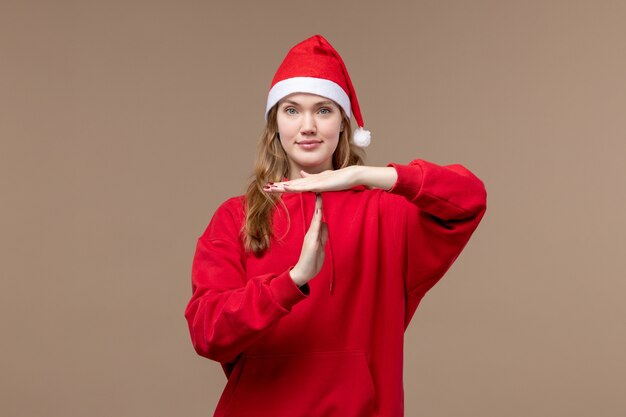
263, 165, 398, 286
261, 166, 365, 286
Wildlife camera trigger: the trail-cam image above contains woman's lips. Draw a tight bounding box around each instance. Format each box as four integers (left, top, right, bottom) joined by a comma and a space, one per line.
297, 141, 322, 149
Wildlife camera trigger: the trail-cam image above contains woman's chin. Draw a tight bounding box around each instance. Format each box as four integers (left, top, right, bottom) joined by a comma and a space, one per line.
292, 153, 326, 163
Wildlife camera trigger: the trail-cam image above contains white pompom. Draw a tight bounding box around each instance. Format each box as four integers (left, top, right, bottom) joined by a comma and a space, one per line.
352, 127, 371, 147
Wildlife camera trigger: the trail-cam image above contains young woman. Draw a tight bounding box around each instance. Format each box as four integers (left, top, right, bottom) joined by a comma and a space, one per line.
184, 34, 487, 417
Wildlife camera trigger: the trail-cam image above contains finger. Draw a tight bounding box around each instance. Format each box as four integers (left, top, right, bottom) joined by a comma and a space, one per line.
306, 207, 322, 241
263, 185, 278, 192
320, 222, 328, 246
315, 195, 324, 226
311, 196, 322, 226
264, 186, 284, 193
283, 183, 303, 192
308, 205, 321, 226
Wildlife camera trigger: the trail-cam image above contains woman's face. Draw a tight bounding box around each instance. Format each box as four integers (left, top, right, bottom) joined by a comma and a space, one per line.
276, 92, 344, 179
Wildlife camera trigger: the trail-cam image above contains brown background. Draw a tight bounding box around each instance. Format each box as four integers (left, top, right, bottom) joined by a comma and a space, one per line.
2, 0, 625, 416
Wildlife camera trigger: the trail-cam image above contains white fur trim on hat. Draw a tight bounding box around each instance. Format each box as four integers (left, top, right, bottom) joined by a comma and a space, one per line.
265, 77, 351, 120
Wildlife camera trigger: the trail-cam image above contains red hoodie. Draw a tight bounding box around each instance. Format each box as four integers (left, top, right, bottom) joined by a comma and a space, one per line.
184, 158, 487, 417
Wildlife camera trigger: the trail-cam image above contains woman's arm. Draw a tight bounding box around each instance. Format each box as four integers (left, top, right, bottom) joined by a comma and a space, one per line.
357, 161, 486, 221
184, 200, 310, 365
354, 166, 398, 191
370, 159, 487, 328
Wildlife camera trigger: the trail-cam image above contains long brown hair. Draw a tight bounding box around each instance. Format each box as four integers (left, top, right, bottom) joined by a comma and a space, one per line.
241, 102, 366, 257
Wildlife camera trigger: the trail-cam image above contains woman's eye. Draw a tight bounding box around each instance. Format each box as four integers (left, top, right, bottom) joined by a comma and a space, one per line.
319, 108, 331, 114
285, 108, 297, 115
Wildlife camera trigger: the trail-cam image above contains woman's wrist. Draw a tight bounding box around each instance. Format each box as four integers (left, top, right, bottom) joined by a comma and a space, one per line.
355, 166, 398, 191
289, 266, 307, 287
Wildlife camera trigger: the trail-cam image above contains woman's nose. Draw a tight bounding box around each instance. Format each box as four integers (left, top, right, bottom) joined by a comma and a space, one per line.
300, 113, 316, 134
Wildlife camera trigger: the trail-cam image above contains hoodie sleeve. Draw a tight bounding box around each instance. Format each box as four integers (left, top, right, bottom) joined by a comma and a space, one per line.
383, 159, 487, 328
184, 199, 310, 365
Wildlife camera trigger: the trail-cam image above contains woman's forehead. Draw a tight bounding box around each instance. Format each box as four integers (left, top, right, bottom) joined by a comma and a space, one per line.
279, 92, 339, 106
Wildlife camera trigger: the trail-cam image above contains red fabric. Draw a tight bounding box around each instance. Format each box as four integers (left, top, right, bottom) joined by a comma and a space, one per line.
184, 158, 487, 417
271, 35, 347, 92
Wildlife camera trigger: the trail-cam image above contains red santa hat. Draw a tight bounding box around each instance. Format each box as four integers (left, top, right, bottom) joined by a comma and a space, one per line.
265, 34, 371, 148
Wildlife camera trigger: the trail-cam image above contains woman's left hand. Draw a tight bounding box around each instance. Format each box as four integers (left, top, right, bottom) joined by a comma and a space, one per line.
263, 166, 362, 193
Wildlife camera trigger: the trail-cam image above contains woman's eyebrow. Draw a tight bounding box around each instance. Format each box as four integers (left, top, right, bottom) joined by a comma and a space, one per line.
281, 99, 335, 106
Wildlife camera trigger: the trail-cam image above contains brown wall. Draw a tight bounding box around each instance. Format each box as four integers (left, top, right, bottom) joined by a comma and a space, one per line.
2, 1, 625, 416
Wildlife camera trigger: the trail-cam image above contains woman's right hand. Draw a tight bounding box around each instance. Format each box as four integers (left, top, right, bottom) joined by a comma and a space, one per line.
289, 193, 328, 287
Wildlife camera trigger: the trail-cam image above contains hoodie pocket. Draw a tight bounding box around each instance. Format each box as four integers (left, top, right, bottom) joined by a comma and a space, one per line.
224, 350, 377, 417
